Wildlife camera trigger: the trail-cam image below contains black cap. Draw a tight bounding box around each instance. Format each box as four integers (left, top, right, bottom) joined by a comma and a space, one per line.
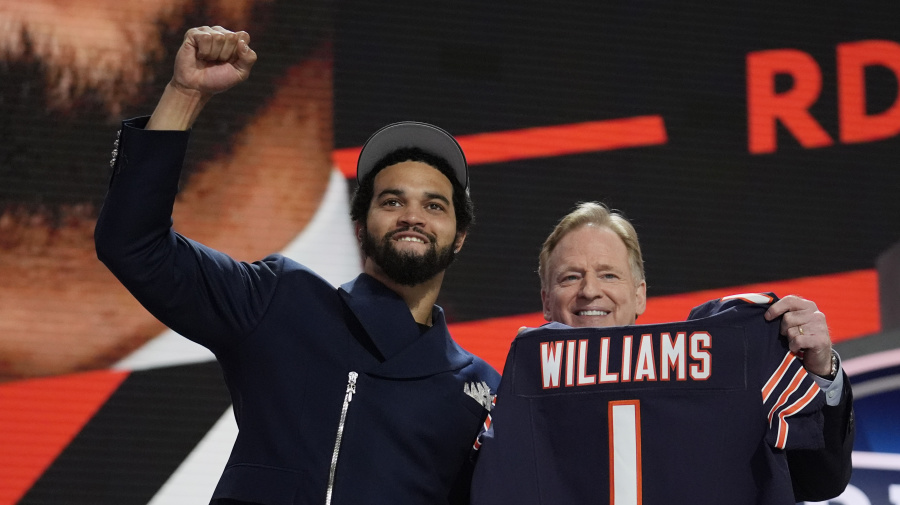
356, 121, 469, 189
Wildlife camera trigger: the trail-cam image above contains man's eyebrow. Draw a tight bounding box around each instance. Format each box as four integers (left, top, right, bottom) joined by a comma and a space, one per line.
557, 263, 619, 272
376, 188, 404, 199
376, 188, 451, 206
424, 191, 451, 205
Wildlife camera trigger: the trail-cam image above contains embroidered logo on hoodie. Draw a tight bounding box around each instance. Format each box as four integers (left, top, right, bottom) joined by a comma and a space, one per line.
464, 381, 494, 411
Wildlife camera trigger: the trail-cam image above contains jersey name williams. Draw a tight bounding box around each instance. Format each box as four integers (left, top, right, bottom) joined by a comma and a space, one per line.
540, 330, 712, 389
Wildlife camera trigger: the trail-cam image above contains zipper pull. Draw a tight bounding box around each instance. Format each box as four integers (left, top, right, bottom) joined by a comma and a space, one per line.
346, 371, 358, 402
326, 371, 360, 505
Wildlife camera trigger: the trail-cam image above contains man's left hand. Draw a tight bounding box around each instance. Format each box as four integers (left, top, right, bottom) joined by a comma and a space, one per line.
765, 295, 833, 377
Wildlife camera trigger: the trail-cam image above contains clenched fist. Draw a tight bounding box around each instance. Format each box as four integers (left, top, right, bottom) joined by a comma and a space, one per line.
171, 26, 257, 97
148, 26, 258, 131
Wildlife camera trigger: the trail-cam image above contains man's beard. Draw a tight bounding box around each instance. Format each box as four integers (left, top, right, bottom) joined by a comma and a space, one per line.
0, 0, 319, 212
361, 226, 457, 287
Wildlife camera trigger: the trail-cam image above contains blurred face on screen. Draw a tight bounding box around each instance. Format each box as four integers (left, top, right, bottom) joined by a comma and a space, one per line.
541, 224, 647, 328
0, 0, 334, 380
0, 1, 262, 116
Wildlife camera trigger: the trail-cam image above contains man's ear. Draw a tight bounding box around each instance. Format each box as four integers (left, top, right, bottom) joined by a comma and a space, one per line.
355, 223, 364, 245
635, 279, 647, 318
540, 288, 552, 322
453, 231, 467, 253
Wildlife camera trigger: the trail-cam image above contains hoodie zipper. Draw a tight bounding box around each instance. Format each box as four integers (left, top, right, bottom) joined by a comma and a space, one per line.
325, 371, 358, 505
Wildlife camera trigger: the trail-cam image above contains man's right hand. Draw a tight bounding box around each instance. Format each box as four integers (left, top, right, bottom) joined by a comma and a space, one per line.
172, 26, 257, 98
147, 26, 257, 131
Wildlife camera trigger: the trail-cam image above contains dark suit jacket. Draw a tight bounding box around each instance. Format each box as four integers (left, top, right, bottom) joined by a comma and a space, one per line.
95, 117, 500, 505
789, 372, 855, 502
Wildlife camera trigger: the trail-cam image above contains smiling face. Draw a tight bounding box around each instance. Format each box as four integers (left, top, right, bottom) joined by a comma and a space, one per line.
541, 224, 646, 328
359, 161, 465, 286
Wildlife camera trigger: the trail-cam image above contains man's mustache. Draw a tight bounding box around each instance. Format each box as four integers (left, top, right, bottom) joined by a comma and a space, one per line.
384, 226, 436, 245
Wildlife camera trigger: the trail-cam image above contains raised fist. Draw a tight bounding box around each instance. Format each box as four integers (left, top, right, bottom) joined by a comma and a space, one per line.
171, 26, 258, 97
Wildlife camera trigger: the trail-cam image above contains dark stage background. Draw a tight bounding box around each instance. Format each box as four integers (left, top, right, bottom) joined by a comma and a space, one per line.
1, 1, 898, 504
335, 0, 900, 322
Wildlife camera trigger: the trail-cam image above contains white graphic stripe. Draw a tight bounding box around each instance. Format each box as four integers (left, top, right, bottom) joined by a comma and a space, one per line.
147, 407, 237, 505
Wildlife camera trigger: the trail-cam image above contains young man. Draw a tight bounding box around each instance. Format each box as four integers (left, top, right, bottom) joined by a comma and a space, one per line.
94, 26, 498, 505
472, 202, 853, 504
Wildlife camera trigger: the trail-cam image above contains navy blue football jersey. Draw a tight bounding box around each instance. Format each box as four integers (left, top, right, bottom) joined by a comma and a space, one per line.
471, 293, 825, 505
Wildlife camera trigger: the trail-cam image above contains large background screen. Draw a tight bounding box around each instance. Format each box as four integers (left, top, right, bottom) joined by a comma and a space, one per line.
1, 1, 898, 503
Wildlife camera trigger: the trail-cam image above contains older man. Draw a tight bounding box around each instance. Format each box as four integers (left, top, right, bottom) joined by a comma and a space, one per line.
472, 201, 853, 504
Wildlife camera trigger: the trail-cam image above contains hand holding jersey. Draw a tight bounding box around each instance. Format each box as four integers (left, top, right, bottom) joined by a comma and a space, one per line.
766, 295, 836, 378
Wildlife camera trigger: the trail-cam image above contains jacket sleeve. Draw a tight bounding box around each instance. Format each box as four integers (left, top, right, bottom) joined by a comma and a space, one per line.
787, 371, 855, 502
94, 117, 279, 353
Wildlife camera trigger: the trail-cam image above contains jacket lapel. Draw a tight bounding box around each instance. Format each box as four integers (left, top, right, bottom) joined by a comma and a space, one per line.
338, 274, 473, 378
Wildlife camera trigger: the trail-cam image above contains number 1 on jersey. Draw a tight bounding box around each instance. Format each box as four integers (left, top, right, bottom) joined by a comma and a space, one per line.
609, 400, 642, 505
